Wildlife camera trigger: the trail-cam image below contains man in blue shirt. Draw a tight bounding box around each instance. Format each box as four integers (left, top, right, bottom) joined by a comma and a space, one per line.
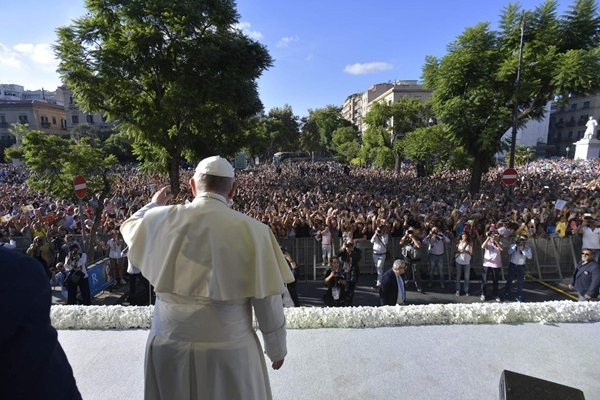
503, 235, 533, 302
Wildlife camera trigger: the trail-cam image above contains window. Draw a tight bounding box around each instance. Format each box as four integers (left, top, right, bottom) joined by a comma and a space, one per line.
559, 106, 565, 113
72, 115, 79, 124
583, 101, 590, 109
568, 131, 573, 139
86, 115, 94, 124
571, 103, 577, 111
18, 115, 28, 124
52, 117, 57, 125
40, 116, 51, 128
61, 119, 67, 129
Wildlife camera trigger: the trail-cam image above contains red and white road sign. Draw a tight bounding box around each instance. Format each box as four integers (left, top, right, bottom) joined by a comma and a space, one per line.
74, 175, 87, 199
501, 168, 518, 186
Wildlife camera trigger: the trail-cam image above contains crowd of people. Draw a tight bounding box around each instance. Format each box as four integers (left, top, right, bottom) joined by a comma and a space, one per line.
1, 157, 600, 305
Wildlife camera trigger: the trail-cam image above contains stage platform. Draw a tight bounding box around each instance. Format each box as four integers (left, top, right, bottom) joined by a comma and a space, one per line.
59, 322, 599, 399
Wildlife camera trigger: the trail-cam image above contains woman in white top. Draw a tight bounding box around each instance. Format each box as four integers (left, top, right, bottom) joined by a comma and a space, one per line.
480, 231, 504, 301
455, 231, 473, 296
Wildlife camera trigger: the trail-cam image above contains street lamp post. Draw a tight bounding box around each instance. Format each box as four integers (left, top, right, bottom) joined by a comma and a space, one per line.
566, 146, 570, 159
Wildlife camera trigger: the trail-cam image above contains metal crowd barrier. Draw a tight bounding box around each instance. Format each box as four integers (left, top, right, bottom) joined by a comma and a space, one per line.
13, 233, 583, 282
280, 235, 583, 283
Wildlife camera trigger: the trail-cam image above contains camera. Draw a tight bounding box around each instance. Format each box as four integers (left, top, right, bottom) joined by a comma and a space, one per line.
515, 238, 524, 245
333, 270, 345, 282
436, 233, 444, 240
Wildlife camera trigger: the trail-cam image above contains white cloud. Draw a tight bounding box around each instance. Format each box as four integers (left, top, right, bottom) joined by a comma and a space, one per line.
14, 43, 57, 66
234, 22, 264, 40
276, 36, 299, 48
343, 62, 393, 75
0, 43, 23, 68
0, 42, 61, 90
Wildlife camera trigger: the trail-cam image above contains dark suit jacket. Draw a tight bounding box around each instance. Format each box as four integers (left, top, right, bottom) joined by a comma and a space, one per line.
379, 268, 403, 306
0, 248, 81, 400
571, 259, 600, 297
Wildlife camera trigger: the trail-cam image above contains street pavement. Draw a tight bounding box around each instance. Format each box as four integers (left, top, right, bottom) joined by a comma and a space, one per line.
53, 272, 575, 307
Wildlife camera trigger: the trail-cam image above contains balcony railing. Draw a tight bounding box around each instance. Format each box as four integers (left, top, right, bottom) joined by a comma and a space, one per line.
41, 121, 51, 128
0, 122, 9, 128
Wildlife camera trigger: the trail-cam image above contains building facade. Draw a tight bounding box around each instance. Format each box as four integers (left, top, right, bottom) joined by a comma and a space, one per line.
60, 86, 111, 131
547, 93, 600, 158
0, 100, 68, 141
342, 81, 432, 135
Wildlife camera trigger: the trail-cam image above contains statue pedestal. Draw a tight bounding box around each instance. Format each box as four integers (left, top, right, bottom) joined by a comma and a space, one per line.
573, 139, 600, 160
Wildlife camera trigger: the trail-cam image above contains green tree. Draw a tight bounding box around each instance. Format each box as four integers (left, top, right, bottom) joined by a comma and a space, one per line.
55, 0, 272, 195
423, 0, 600, 193
241, 116, 271, 162
362, 97, 425, 171
505, 145, 535, 165
299, 117, 322, 155
332, 126, 360, 163
70, 123, 113, 145
267, 105, 301, 152
399, 125, 471, 175
102, 132, 136, 162
20, 129, 117, 255
307, 105, 352, 155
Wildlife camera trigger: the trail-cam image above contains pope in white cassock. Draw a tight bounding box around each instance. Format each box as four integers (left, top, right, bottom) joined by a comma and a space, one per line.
121, 156, 294, 400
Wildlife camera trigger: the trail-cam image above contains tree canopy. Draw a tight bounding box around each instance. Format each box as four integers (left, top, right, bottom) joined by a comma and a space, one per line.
423, 0, 600, 193
54, 0, 272, 194
362, 97, 425, 171
12, 123, 117, 254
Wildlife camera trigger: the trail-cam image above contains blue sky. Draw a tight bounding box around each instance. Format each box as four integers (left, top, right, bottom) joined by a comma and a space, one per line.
0, 0, 571, 118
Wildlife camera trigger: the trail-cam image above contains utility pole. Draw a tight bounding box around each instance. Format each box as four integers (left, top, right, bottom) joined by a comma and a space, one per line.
508, 11, 525, 197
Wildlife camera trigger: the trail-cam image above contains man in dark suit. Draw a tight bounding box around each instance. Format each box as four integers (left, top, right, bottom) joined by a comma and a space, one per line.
0, 247, 82, 399
379, 259, 407, 306
569, 248, 600, 301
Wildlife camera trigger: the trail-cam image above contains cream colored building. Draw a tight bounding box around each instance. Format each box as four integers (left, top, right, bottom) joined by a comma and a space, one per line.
342, 81, 432, 135
0, 100, 68, 144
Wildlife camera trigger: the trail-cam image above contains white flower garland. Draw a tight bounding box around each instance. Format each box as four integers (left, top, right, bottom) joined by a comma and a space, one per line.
50, 301, 600, 330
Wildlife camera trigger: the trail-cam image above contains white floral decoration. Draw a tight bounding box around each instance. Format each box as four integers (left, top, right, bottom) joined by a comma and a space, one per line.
51, 301, 600, 330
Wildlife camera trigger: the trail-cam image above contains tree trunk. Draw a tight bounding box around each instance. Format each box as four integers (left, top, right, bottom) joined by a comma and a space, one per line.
469, 157, 484, 195
394, 152, 401, 175
168, 146, 183, 196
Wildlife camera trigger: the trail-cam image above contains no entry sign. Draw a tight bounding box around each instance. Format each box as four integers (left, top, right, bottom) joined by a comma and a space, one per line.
502, 168, 518, 186
74, 175, 87, 199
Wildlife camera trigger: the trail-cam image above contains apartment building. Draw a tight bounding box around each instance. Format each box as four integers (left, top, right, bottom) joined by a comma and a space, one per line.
0, 99, 67, 142
342, 81, 432, 135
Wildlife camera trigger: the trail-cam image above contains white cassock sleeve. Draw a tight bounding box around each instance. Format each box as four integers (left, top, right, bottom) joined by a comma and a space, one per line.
252, 294, 287, 362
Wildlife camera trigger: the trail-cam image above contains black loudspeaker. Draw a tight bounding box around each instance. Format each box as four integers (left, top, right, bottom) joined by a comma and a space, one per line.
500, 370, 585, 400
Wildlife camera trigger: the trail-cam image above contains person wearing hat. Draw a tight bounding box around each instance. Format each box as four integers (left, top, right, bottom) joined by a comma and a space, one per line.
502, 235, 532, 302
120, 155, 294, 400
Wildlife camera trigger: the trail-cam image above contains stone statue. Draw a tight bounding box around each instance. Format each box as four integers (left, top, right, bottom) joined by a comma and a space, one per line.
583, 116, 597, 140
